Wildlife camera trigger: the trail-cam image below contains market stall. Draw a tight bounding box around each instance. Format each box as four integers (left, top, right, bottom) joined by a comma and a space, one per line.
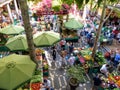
99, 72, 120, 89
62, 29, 79, 42
61, 18, 83, 43
72, 47, 107, 74
17, 48, 50, 90
35, 48, 49, 77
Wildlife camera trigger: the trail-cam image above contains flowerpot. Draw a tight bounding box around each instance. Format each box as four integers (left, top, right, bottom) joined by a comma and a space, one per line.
69, 77, 79, 90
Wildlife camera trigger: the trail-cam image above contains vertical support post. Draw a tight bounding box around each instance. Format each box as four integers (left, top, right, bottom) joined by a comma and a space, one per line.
13, 0, 19, 15
7, 3, 13, 23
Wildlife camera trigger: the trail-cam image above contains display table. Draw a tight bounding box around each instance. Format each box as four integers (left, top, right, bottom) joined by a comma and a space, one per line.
65, 36, 79, 42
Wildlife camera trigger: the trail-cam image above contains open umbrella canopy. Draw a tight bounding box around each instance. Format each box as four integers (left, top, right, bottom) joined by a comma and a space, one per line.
0, 54, 36, 90
5, 35, 28, 51
64, 18, 83, 30
0, 24, 24, 35
33, 31, 60, 47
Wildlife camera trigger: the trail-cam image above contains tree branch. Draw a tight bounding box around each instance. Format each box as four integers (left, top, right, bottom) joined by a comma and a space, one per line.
104, 0, 120, 22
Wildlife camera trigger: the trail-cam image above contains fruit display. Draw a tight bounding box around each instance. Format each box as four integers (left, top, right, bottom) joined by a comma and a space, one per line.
116, 80, 120, 88
108, 74, 120, 88
80, 48, 92, 56
83, 55, 92, 61
30, 75, 43, 90
31, 82, 42, 90
94, 51, 106, 66
80, 49, 94, 67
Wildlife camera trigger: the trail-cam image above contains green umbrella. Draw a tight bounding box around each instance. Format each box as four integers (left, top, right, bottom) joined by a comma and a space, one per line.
0, 46, 10, 52
5, 35, 28, 51
33, 31, 60, 47
0, 24, 24, 35
0, 54, 36, 90
64, 18, 83, 30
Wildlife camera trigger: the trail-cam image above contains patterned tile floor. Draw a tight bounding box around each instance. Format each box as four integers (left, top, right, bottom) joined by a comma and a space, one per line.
45, 39, 111, 90
47, 51, 92, 90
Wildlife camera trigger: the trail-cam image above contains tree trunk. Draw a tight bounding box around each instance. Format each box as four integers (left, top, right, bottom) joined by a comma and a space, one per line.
18, 0, 38, 66
92, 0, 107, 58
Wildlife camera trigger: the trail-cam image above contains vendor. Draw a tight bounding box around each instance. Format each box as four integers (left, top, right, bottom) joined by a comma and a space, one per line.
41, 78, 53, 90
100, 64, 110, 77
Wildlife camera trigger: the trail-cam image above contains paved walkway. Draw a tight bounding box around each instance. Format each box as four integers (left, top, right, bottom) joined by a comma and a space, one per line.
45, 50, 92, 90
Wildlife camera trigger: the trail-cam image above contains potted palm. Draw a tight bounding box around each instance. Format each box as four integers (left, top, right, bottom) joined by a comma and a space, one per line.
67, 65, 86, 90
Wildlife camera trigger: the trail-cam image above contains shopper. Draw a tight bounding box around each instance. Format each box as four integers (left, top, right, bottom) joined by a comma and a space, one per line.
114, 49, 120, 67
92, 74, 102, 90
69, 43, 74, 54
68, 54, 75, 66
41, 78, 53, 90
110, 50, 116, 62
52, 47, 56, 61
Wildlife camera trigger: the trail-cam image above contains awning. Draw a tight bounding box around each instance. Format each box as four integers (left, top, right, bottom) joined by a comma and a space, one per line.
0, 0, 12, 7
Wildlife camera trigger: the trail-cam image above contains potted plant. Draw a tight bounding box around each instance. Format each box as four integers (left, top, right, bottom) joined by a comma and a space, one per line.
67, 65, 86, 90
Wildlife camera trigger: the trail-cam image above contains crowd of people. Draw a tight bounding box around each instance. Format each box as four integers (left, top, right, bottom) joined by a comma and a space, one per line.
0, 2, 120, 90
0, 9, 11, 28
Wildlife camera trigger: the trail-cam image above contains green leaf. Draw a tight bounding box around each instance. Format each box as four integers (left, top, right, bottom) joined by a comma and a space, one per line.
85, 0, 90, 4
75, 0, 84, 9
67, 65, 86, 82
109, 0, 117, 2
61, 0, 73, 6
98, 0, 103, 7
52, 6, 61, 12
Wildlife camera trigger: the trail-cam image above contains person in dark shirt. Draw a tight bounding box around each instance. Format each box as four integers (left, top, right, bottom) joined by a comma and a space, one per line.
69, 43, 74, 54
74, 54, 82, 66
52, 48, 56, 61
92, 74, 102, 90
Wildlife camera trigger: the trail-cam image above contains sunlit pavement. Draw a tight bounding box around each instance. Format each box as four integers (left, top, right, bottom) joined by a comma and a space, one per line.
46, 51, 92, 90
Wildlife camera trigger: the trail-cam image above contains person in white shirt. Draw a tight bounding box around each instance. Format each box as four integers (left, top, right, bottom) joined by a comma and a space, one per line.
41, 78, 52, 90
100, 64, 110, 77
68, 54, 75, 66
